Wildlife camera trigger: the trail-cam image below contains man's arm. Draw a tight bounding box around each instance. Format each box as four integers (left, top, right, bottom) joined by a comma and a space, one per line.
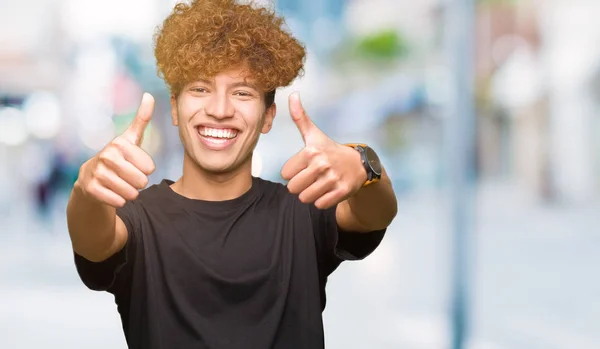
67, 93, 155, 262
67, 178, 129, 262
336, 167, 397, 233
282, 92, 398, 232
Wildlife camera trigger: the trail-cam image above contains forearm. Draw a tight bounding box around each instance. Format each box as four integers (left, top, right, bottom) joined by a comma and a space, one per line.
66, 181, 119, 262
341, 167, 397, 231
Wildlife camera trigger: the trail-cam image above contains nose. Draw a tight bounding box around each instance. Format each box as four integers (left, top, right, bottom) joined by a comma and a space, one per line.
204, 92, 234, 120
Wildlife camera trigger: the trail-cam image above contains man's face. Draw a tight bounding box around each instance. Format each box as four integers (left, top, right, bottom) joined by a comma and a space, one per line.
171, 68, 277, 175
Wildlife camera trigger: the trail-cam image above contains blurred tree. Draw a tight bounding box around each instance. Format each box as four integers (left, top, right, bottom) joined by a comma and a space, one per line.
331, 28, 410, 69
355, 29, 409, 61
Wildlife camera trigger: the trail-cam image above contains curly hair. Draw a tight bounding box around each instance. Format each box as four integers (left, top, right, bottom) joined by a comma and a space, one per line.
154, 0, 306, 101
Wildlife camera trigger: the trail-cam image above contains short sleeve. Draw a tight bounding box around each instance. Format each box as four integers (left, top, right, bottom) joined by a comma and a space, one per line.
73, 201, 141, 294
310, 204, 387, 277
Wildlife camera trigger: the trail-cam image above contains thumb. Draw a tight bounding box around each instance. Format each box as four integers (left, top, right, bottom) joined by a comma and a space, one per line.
289, 92, 315, 143
123, 92, 155, 146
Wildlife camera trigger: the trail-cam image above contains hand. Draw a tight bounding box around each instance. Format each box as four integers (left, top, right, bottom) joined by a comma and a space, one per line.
75, 93, 157, 208
281, 92, 367, 209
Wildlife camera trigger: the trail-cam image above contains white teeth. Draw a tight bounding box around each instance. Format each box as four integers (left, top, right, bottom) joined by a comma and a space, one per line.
199, 127, 238, 139
205, 138, 228, 144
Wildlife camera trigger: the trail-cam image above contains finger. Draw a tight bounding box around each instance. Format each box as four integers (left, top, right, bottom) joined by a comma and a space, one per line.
88, 184, 126, 208
298, 177, 333, 204
98, 144, 150, 187
281, 151, 309, 181
95, 166, 140, 201
288, 92, 315, 143
287, 165, 321, 195
314, 190, 346, 210
123, 92, 155, 145
104, 156, 149, 190
118, 141, 156, 176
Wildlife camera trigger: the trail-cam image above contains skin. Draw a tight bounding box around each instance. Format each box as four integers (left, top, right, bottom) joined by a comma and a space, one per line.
282, 93, 397, 232
66, 67, 397, 263
67, 93, 155, 262
168, 68, 276, 201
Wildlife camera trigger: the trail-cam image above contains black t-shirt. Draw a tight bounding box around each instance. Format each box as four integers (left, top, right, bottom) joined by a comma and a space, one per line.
74, 177, 386, 349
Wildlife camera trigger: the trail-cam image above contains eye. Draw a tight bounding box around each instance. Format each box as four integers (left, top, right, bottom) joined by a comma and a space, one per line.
190, 87, 208, 93
234, 91, 253, 97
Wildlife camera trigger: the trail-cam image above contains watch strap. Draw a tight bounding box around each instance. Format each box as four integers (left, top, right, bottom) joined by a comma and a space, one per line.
344, 143, 381, 187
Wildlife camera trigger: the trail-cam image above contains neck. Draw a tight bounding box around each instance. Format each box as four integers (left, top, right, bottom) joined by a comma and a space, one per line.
171, 152, 254, 201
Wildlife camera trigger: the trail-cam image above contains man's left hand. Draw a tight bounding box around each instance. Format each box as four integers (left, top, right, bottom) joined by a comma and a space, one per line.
281, 92, 367, 210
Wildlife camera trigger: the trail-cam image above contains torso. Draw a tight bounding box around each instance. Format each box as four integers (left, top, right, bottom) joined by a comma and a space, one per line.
113, 177, 331, 349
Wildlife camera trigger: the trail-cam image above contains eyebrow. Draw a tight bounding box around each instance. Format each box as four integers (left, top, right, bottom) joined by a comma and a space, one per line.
230, 81, 259, 90
195, 79, 259, 90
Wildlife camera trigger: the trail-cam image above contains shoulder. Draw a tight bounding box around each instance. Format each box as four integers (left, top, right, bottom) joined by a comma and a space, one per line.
137, 180, 167, 202
254, 177, 288, 195
127, 179, 174, 211
115, 180, 168, 220
254, 177, 307, 211
253, 177, 291, 200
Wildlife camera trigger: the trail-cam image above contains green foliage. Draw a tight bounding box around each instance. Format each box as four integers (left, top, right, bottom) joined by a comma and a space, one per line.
330, 28, 410, 71
354, 29, 409, 61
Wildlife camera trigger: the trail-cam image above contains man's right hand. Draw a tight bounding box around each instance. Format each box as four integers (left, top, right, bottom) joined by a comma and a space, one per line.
75, 93, 157, 208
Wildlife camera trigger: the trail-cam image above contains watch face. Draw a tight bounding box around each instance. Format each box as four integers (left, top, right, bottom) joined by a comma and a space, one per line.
365, 147, 382, 176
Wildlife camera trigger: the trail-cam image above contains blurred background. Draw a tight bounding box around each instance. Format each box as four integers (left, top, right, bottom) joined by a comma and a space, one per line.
1, 0, 599, 348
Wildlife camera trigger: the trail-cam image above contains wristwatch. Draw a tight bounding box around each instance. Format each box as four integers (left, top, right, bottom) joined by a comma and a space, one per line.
345, 143, 382, 187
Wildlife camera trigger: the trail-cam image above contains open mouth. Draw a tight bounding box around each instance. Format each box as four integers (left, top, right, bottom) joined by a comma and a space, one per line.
196, 126, 239, 148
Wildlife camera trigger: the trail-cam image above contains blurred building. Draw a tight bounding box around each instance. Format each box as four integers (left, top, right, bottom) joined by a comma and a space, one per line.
1, 1, 599, 349
473, 0, 600, 203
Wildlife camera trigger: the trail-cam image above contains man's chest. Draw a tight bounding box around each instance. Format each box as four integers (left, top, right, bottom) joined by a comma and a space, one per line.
136, 203, 319, 296
125, 203, 323, 336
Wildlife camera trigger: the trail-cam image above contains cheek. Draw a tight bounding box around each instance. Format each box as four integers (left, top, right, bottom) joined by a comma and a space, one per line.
174, 107, 195, 139
178, 95, 204, 116
177, 107, 195, 121
238, 104, 266, 128
176, 104, 202, 129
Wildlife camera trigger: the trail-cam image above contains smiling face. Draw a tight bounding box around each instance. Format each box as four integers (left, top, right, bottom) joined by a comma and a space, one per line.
170, 67, 277, 176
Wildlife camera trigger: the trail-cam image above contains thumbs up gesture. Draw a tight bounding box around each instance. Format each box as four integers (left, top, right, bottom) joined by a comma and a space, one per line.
281, 93, 367, 209
76, 93, 157, 208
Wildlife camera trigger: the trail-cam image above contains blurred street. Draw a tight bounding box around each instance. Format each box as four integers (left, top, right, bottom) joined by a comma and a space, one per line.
3, 0, 600, 348
1, 179, 598, 349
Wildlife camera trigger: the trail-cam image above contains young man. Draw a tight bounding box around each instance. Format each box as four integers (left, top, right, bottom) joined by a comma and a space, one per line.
66, 0, 398, 348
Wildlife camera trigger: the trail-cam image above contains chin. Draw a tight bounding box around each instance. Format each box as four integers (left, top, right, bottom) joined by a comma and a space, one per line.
184, 140, 254, 176
195, 157, 249, 176
200, 164, 237, 174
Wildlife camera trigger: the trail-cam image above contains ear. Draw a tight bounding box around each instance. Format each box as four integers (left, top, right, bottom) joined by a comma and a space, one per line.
170, 94, 179, 126
261, 103, 277, 134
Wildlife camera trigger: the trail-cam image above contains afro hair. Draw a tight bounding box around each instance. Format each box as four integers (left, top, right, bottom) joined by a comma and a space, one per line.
154, 0, 306, 96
